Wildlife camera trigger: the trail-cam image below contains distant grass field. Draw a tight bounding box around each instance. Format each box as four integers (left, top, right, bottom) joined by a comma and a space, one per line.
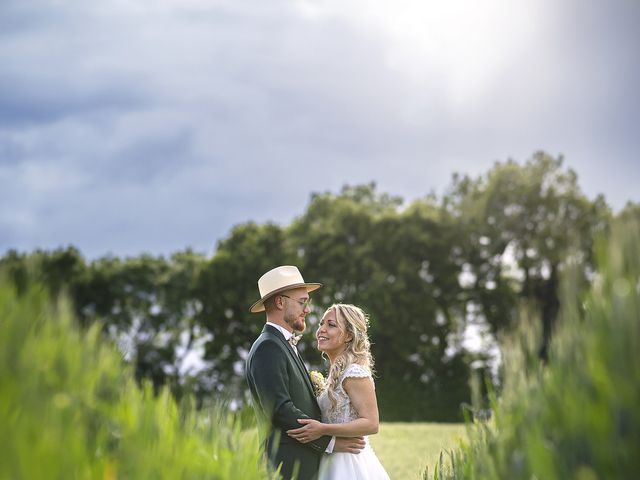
370, 422, 466, 479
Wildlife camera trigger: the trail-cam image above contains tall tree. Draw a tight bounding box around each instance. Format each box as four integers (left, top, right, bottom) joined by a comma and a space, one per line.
289, 184, 472, 420
444, 151, 609, 360
196, 222, 293, 402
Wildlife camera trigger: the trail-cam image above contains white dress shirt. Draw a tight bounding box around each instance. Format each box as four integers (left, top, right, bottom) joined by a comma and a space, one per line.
267, 321, 299, 355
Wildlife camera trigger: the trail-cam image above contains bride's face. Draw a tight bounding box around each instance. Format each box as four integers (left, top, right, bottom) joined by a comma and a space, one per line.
316, 308, 350, 356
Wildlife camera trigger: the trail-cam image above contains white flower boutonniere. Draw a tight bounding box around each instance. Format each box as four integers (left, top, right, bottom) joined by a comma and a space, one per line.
309, 370, 326, 397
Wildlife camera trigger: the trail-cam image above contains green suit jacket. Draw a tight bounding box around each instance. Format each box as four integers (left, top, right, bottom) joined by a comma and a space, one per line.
246, 324, 331, 480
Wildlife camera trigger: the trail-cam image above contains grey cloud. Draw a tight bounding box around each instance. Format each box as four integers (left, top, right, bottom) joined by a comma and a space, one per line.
0, 0, 638, 258
0, 74, 150, 127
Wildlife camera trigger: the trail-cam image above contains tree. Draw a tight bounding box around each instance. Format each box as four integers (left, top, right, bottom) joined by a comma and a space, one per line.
1, 152, 621, 420
289, 184, 472, 420
444, 151, 609, 360
195, 222, 293, 403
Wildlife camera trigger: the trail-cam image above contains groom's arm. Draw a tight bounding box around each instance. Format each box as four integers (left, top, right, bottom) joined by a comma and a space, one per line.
249, 340, 331, 452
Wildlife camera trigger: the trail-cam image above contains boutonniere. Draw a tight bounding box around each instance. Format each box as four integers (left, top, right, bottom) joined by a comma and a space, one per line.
309, 370, 326, 397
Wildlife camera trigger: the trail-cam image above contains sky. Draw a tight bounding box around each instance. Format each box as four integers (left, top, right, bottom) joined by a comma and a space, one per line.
1, 0, 639, 259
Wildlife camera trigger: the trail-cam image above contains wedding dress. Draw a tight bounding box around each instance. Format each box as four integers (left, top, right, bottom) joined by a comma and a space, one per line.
317, 363, 390, 480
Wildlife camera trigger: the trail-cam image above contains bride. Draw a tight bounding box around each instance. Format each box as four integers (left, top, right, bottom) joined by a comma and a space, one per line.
287, 304, 389, 479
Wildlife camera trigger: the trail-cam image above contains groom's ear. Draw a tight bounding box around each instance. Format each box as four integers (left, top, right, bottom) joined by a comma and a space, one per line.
274, 295, 286, 310
264, 296, 281, 312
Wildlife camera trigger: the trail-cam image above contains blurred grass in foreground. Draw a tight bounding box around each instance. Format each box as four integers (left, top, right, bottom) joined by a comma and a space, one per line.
0, 279, 270, 479
435, 221, 640, 479
371, 422, 465, 479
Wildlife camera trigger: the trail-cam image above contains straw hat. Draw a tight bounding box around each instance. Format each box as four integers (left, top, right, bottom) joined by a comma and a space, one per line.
249, 265, 322, 313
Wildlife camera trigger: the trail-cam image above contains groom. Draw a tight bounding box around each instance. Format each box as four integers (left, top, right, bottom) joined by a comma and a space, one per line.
246, 266, 365, 480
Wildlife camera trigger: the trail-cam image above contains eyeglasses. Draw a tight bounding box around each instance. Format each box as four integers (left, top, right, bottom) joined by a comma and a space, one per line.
280, 294, 312, 308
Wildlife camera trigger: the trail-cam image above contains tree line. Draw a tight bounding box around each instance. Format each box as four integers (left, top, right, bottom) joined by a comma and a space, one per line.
2, 152, 637, 421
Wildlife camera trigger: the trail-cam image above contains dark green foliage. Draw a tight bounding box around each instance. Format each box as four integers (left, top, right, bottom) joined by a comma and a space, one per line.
290, 185, 472, 420
444, 152, 610, 359
435, 220, 640, 479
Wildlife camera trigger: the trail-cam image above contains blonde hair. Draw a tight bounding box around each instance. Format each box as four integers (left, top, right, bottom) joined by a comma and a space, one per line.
324, 304, 375, 412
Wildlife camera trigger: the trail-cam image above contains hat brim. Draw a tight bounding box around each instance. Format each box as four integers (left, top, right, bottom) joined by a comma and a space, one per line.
249, 283, 322, 313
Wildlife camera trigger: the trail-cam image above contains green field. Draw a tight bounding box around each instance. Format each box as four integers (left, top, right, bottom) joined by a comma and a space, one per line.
370, 422, 466, 479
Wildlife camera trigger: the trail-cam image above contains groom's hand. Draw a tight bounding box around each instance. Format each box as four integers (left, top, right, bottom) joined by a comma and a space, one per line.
333, 436, 366, 454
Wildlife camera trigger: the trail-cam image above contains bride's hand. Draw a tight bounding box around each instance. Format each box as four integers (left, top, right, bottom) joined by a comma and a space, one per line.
286, 419, 326, 443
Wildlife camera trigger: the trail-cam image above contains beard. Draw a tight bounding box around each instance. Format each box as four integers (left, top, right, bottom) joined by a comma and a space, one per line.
284, 306, 306, 333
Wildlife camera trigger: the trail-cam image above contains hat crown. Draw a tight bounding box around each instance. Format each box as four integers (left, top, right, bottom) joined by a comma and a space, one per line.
249, 265, 322, 313
258, 265, 305, 297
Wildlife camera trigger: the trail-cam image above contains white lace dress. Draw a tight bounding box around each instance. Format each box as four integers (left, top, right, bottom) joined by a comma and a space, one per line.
317, 363, 390, 480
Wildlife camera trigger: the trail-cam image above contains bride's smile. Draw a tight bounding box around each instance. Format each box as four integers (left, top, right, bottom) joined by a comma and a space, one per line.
316, 309, 352, 360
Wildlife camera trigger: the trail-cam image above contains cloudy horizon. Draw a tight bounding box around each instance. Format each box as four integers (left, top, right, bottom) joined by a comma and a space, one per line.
1, 0, 638, 259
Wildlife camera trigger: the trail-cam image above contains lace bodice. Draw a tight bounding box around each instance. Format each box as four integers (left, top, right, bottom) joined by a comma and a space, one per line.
317, 363, 373, 424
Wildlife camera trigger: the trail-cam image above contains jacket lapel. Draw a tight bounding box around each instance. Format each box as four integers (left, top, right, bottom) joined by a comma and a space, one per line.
264, 324, 316, 398
292, 349, 316, 397
295, 350, 316, 396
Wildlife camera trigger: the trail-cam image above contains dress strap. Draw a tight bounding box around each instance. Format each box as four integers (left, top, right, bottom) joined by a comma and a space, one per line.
341, 363, 372, 380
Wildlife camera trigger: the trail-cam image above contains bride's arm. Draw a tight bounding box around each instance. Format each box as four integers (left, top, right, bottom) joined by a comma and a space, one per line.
287, 377, 379, 442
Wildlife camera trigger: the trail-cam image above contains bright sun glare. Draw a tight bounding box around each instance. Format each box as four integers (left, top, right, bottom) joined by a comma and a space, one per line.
296, 0, 546, 107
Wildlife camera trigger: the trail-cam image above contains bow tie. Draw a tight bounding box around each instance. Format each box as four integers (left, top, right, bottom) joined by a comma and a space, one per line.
288, 334, 302, 347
